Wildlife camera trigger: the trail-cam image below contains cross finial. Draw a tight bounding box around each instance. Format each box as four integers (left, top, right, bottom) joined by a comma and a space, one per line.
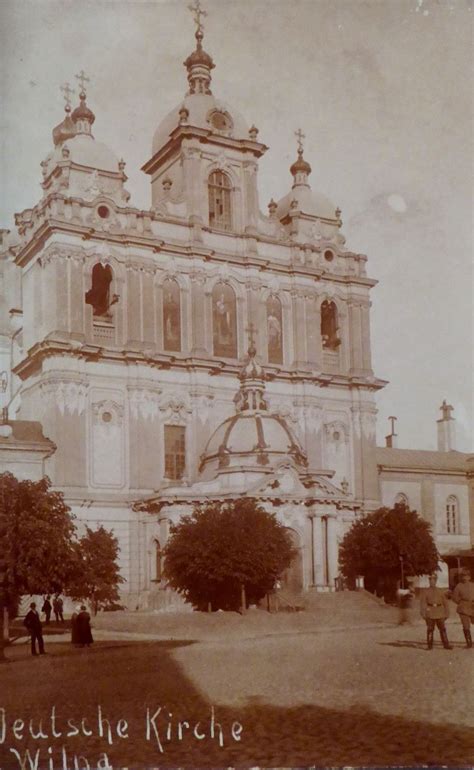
440, 399, 454, 420
60, 82, 75, 111
75, 70, 90, 95
188, 0, 207, 35
295, 128, 305, 154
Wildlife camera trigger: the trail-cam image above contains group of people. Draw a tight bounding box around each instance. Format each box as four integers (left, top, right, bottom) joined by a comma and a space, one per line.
23, 601, 94, 656
40, 595, 64, 624
420, 570, 474, 650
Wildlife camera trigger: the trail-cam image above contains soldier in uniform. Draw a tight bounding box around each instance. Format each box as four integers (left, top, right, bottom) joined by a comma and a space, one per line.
452, 569, 474, 648
420, 574, 452, 650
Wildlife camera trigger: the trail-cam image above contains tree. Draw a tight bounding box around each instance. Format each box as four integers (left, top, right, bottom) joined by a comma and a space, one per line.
163, 498, 297, 612
339, 504, 439, 600
0, 473, 77, 604
68, 526, 124, 615
0, 472, 78, 657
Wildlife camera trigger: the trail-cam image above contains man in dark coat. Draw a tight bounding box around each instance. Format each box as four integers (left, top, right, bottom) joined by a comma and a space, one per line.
420, 574, 452, 650
452, 570, 474, 648
53, 595, 64, 623
76, 605, 93, 647
42, 596, 52, 624
24, 602, 46, 656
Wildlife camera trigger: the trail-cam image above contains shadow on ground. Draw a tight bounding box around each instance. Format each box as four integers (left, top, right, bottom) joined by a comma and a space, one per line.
0, 640, 472, 768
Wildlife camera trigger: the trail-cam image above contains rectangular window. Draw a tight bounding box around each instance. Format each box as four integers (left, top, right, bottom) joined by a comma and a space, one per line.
164, 425, 186, 480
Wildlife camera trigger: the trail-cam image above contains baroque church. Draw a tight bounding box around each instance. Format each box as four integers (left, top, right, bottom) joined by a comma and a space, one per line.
1, 6, 472, 607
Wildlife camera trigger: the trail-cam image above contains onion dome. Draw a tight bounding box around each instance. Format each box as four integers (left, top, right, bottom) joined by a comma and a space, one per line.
52, 106, 76, 147
199, 343, 308, 477
184, 29, 215, 94
71, 91, 96, 135
276, 136, 337, 221
290, 148, 312, 180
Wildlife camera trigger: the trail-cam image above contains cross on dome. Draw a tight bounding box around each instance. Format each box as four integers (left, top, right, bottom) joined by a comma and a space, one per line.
188, 0, 207, 36
295, 128, 306, 154
60, 82, 75, 112
75, 69, 90, 96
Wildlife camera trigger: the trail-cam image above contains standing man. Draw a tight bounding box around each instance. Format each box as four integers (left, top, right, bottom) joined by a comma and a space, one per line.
41, 596, 52, 624
53, 595, 64, 623
23, 602, 46, 656
420, 574, 452, 650
452, 570, 474, 648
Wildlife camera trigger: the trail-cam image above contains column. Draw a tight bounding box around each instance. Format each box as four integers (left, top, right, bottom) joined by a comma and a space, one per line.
348, 301, 363, 374
243, 161, 258, 233
292, 290, 307, 368
360, 301, 373, 373
69, 257, 85, 341
126, 266, 141, 345
141, 269, 155, 345
190, 272, 207, 356
306, 295, 322, 368
314, 515, 326, 587
182, 145, 203, 224
307, 513, 316, 586
327, 516, 339, 588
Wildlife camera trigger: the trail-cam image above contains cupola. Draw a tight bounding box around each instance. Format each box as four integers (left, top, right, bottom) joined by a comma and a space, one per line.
199, 340, 308, 478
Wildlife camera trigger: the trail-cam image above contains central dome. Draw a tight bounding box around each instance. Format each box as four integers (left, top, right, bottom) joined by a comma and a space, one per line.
199, 412, 307, 478
199, 343, 308, 479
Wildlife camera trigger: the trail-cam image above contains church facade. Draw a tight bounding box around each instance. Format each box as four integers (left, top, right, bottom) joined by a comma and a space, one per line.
1, 14, 472, 607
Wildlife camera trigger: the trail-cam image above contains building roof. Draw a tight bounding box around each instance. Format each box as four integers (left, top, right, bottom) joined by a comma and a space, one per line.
376, 446, 470, 473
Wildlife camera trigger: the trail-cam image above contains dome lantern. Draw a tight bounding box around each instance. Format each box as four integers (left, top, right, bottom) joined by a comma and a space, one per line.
184, 1, 215, 95
71, 71, 95, 135
290, 128, 312, 188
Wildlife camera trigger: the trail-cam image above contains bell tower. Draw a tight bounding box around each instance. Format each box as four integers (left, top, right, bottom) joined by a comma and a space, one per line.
142, 1, 267, 234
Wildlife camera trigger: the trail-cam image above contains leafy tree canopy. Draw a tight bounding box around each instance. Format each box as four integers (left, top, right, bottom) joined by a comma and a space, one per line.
68, 525, 124, 614
339, 504, 439, 593
0, 472, 77, 605
163, 498, 296, 611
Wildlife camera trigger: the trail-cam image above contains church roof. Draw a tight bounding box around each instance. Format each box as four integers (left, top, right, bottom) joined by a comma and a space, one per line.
152, 92, 250, 155
376, 446, 470, 473
45, 134, 119, 175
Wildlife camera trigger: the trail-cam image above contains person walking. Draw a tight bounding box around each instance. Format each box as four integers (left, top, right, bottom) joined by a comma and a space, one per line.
452, 569, 474, 648
41, 596, 52, 625
420, 574, 452, 650
53, 595, 64, 623
23, 602, 46, 656
76, 605, 93, 648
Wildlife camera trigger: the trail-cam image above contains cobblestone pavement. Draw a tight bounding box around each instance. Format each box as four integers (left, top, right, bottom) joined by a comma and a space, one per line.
2, 617, 473, 767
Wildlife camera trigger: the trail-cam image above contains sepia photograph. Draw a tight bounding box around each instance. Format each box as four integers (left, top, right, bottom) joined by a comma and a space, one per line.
0, 0, 473, 767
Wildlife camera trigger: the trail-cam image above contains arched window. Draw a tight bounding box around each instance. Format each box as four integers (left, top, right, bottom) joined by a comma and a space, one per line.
446, 495, 459, 534
395, 492, 409, 508
212, 283, 237, 358
321, 300, 341, 351
85, 263, 114, 317
162, 278, 181, 352
208, 171, 232, 231
267, 295, 283, 364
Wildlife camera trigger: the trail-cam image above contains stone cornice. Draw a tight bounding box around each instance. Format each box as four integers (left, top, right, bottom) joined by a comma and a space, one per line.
142, 126, 268, 176
12, 338, 387, 392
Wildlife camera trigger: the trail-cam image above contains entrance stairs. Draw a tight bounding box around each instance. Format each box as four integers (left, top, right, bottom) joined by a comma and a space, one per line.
301, 589, 396, 624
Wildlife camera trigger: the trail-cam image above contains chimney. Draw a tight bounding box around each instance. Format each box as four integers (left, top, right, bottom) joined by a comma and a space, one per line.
437, 400, 456, 451
385, 416, 398, 448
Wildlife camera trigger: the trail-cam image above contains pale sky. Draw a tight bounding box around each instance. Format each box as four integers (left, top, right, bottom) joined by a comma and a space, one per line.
1, 0, 472, 451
